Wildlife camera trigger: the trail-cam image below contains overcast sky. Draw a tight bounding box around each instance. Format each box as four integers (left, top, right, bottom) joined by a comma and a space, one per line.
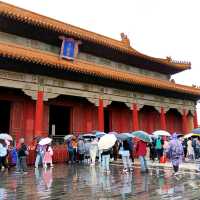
2, 0, 200, 118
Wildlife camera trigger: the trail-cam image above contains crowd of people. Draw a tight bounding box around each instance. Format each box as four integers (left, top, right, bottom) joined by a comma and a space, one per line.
0, 133, 200, 176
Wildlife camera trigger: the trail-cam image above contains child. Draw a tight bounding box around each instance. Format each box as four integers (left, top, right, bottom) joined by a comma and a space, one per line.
43, 144, 53, 168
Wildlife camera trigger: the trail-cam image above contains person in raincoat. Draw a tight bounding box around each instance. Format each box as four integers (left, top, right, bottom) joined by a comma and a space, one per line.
168, 133, 183, 175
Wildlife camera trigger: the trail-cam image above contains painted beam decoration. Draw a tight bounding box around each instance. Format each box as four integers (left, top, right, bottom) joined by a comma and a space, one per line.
60, 37, 80, 60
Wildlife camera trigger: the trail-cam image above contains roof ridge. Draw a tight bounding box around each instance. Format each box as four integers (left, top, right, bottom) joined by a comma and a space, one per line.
0, 1, 191, 71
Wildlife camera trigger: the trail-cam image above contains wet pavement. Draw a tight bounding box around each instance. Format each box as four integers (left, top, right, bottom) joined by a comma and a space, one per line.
0, 164, 200, 200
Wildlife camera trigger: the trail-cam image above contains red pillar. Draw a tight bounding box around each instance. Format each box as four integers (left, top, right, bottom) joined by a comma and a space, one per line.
169, 113, 174, 134
34, 91, 44, 136
193, 110, 198, 129
132, 103, 139, 131
98, 98, 104, 131
160, 107, 166, 130
182, 109, 188, 134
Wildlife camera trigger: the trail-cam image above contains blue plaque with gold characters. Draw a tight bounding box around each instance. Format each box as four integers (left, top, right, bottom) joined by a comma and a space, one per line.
60, 38, 76, 60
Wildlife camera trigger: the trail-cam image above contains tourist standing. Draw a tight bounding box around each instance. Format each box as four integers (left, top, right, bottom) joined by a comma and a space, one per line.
66, 139, 74, 163
17, 138, 28, 173
163, 139, 170, 159
77, 138, 85, 163
0, 140, 8, 171
119, 140, 133, 173
113, 141, 119, 161
136, 140, 148, 173
35, 141, 45, 168
90, 138, 98, 166
182, 138, 188, 159
187, 138, 195, 160
196, 138, 200, 159
149, 139, 156, 162
43, 144, 53, 168
168, 133, 183, 175
101, 149, 111, 174
155, 136, 163, 162
71, 137, 78, 162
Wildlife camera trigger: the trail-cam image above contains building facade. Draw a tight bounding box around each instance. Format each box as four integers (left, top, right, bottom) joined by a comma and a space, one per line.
0, 2, 200, 144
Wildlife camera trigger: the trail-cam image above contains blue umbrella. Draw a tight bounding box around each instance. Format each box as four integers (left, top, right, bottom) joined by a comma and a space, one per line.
95, 131, 106, 138
131, 131, 152, 143
192, 128, 200, 134
117, 133, 135, 141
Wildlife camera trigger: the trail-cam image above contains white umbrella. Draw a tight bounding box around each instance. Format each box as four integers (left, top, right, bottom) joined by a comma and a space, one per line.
152, 130, 171, 137
0, 133, 13, 141
39, 137, 52, 145
98, 134, 117, 150
64, 134, 73, 140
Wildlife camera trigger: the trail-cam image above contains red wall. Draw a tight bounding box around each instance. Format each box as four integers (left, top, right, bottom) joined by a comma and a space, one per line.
48, 97, 98, 135
166, 109, 182, 134
108, 103, 132, 132
139, 106, 160, 133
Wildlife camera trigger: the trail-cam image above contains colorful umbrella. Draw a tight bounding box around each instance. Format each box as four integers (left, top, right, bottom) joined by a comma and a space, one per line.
64, 134, 73, 140
192, 128, 200, 134
0, 133, 13, 141
39, 137, 52, 145
95, 131, 106, 138
152, 130, 171, 137
117, 133, 135, 141
98, 134, 117, 150
131, 131, 152, 143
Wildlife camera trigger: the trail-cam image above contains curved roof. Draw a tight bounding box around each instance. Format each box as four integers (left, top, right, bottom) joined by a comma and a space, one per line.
0, 1, 191, 72
0, 42, 199, 97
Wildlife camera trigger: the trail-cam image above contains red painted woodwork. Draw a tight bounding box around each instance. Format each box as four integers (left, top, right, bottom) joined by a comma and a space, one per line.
43, 103, 49, 137
49, 97, 98, 134
98, 98, 104, 131
10, 101, 24, 142
160, 107, 166, 130
132, 103, 139, 131
166, 109, 182, 134
194, 111, 198, 129
34, 91, 44, 137
139, 106, 160, 133
108, 103, 131, 132
182, 109, 188, 134
23, 100, 35, 144
85, 105, 92, 132
169, 112, 174, 134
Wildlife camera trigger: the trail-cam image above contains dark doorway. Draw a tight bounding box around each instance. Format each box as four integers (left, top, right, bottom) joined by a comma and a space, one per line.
0, 101, 11, 133
49, 105, 71, 136
104, 109, 110, 133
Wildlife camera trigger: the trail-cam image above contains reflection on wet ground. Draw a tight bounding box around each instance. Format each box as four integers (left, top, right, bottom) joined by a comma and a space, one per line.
0, 164, 200, 200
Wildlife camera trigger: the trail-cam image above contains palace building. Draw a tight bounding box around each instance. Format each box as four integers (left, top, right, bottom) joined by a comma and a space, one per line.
0, 1, 199, 144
